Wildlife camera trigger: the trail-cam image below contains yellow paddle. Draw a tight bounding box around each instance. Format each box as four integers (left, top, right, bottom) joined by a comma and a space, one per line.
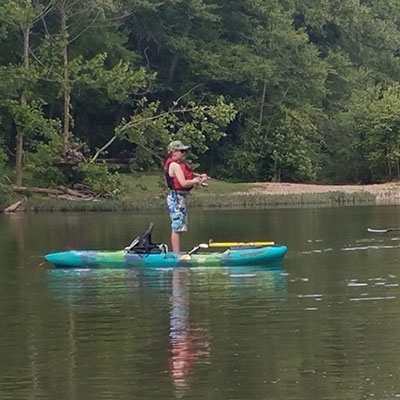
208, 240, 275, 247
181, 240, 275, 260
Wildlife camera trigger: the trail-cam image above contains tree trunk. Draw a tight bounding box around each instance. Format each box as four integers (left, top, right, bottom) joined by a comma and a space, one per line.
259, 81, 267, 129
61, 5, 70, 153
15, 126, 24, 187
167, 54, 179, 84
397, 157, 400, 179
83, 109, 90, 145
167, 22, 190, 83
15, 26, 30, 187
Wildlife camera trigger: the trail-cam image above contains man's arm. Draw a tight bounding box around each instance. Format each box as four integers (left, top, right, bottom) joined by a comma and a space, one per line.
170, 162, 201, 189
193, 172, 208, 178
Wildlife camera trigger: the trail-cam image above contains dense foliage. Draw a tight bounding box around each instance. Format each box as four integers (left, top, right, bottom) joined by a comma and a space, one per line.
1, 0, 400, 190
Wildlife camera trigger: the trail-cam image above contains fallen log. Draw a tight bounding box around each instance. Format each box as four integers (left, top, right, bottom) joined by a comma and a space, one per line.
58, 186, 94, 198
13, 186, 65, 196
13, 185, 98, 201
48, 194, 93, 201
72, 183, 97, 196
4, 200, 24, 213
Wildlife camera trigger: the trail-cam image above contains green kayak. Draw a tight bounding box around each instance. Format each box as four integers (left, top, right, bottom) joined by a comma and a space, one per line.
45, 246, 287, 269
44, 224, 287, 269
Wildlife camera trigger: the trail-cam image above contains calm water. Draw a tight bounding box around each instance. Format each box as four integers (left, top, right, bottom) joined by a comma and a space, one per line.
1, 206, 400, 399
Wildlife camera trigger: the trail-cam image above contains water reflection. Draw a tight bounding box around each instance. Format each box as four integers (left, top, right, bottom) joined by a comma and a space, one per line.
5, 208, 400, 399
46, 265, 287, 310
45, 264, 287, 398
169, 268, 210, 396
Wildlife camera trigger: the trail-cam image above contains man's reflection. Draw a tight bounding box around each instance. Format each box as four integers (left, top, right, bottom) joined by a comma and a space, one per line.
169, 268, 210, 395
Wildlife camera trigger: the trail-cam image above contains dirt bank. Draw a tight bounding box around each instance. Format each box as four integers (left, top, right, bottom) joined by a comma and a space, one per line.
246, 182, 400, 202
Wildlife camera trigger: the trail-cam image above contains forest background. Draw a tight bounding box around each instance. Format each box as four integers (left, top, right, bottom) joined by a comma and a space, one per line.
1, 0, 400, 204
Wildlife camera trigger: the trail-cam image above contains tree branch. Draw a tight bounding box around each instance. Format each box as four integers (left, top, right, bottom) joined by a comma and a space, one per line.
91, 106, 199, 162
33, 1, 54, 25
68, 10, 101, 45
91, 135, 118, 162
174, 84, 202, 106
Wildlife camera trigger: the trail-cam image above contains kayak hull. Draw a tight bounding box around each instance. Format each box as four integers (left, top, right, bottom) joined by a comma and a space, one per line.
45, 246, 287, 269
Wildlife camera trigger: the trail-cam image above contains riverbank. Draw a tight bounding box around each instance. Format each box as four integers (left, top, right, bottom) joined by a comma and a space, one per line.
245, 181, 400, 201
4, 174, 399, 212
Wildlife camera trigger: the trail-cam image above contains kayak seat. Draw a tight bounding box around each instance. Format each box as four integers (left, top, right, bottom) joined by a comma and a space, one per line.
124, 223, 167, 254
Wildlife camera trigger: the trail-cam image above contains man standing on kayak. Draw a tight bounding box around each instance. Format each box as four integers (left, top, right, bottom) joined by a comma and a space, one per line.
163, 140, 207, 254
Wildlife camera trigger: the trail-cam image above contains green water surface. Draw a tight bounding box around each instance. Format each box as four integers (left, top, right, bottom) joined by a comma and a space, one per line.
1, 206, 400, 399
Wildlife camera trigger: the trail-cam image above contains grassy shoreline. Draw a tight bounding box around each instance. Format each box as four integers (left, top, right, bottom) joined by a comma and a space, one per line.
23, 191, 376, 212
4, 173, 399, 212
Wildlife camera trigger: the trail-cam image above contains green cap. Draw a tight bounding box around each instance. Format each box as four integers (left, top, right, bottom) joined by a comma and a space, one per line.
167, 140, 190, 153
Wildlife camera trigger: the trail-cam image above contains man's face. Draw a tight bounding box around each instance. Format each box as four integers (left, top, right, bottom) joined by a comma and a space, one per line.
173, 149, 186, 160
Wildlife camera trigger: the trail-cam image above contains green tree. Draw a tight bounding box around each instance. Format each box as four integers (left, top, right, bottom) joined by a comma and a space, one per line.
0, 0, 55, 186
339, 83, 400, 181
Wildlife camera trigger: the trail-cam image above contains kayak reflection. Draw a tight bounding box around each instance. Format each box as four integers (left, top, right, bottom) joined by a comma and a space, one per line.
167, 264, 286, 396
45, 264, 287, 397
45, 264, 287, 308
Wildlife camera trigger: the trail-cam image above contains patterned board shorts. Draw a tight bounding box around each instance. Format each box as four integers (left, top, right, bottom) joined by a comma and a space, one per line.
167, 192, 188, 232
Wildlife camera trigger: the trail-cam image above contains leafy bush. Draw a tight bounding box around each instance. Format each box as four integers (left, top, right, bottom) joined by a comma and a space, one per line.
0, 183, 12, 210
24, 132, 66, 187
75, 162, 124, 196
0, 147, 12, 182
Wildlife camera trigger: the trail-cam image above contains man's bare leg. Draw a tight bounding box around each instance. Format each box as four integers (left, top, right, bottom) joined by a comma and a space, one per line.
171, 231, 181, 254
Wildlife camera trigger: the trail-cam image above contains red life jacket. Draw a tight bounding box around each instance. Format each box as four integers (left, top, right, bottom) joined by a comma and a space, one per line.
163, 157, 194, 191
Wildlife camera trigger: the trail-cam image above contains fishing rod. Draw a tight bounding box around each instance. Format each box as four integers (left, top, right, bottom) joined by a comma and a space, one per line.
135, 141, 213, 186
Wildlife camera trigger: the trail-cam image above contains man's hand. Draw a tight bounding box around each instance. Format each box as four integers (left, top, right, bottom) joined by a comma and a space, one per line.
199, 174, 208, 186
199, 173, 208, 182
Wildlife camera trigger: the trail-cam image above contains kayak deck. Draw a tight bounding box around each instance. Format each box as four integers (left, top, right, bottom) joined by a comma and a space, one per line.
45, 245, 287, 269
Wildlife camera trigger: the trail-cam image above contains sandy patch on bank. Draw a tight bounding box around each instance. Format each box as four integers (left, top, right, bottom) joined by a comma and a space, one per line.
245, 182, 400, 200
